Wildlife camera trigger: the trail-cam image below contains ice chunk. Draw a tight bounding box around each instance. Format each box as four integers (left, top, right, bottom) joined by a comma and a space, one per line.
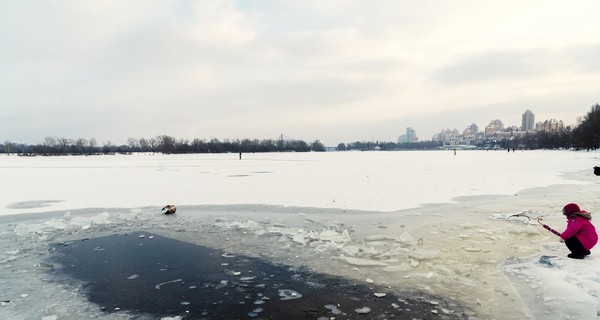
324, 304, 343, 314
338, 255, 388, 266
382, 264, 412, 272
292, 233, 308, 245
408, 249, 440, 261
240, 276, 256, 281
155, 279, 182, 289
340, 245, 361, 256
355, 307, 371, 314
267, 226, 296, 236
341, 229, 352, 242
278, 289, 302, 300
319, 229, 351, 243
398, 229, 414, 244
364, 234, 390, 241
241, 220, 263, 230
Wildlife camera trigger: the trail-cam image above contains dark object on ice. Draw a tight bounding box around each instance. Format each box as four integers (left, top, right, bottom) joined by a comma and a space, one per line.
47, 232, 470, 320
594, 166, 600, 176
538, 255, 556, 268
161, 205, 176, 214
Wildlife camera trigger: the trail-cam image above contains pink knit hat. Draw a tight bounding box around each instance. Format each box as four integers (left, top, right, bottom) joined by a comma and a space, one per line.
563, 203, 581, 215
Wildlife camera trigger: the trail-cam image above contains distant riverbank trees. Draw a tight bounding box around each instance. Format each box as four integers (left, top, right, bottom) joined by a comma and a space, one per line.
2, 104, 598, 155
1, 136, 326, 156
572, 103, 600, 150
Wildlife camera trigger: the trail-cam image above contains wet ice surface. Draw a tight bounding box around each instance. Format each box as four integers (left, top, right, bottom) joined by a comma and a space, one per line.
2, 151, 600, 319
46, 232, 468, 319
2, 197, 600, 319
0, 208, 474, 319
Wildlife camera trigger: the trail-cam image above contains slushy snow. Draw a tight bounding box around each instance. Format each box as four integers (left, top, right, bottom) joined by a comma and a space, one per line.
1, 150, 600, 319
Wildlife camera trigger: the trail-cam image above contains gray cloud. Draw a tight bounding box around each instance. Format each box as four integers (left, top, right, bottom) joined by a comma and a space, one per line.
567, 44, 600, 72
433, 49, 564, 84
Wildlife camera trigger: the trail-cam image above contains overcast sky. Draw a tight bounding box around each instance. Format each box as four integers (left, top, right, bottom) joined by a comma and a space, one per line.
1, 1, 599, 146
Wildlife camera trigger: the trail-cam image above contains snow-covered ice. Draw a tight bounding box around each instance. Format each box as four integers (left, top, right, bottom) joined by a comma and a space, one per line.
1, 150, 600, 319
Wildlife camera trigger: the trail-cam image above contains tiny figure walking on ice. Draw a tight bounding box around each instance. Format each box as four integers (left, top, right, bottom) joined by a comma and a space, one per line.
558, 203, 598, 259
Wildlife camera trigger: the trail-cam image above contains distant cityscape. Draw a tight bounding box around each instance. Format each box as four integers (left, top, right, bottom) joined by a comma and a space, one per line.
397, 109, 565, 148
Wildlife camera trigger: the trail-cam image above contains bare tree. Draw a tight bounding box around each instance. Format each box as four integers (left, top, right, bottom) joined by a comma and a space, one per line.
127, 137, 139, 152
157, 135, 176, 154
139, 138, 149, 152
148, 138, 157, 153
89, 138, 97, 154
75, 138, 88, 154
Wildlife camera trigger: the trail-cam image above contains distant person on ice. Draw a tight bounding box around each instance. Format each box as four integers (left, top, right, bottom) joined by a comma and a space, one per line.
560, 203, 598, 259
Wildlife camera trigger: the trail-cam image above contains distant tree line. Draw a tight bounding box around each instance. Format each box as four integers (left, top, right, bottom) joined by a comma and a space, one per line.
336, 140, 443, 151
2, 104, 599, 155
0, 136, 326, 156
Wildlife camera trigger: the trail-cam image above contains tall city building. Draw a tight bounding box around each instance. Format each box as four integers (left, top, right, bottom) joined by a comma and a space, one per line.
406, 127, 418, 143
521, 109, 535, 132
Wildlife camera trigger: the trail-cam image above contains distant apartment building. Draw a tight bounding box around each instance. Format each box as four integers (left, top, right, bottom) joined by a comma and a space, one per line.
399, 127, 418, 143
406, 127, 418, 142
521, 110, 535, 131
462, 123, 479, 139
484, 119, 504, 137
432, 128, 459, 141
536, 119, 564, 133
432, 127, 479, 148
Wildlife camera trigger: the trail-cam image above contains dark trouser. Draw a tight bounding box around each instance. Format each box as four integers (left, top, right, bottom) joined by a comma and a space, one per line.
565, 236, 591, 257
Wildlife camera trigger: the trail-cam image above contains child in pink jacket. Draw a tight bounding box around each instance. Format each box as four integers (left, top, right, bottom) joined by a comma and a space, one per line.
560, 203, 598, 259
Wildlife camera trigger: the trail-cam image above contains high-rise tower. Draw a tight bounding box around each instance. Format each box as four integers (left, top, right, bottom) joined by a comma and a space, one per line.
406, 127, 418, 143
522, 110, 535, 131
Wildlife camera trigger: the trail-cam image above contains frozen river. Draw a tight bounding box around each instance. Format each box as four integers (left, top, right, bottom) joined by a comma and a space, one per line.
1, 150, 600, 319
0, 150, 594, 215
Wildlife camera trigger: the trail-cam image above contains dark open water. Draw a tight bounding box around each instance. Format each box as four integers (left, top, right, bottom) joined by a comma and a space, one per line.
47, 232, 469, 319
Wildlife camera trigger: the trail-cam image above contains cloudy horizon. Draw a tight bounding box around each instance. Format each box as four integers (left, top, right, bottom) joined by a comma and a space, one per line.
1, 0, 599, 146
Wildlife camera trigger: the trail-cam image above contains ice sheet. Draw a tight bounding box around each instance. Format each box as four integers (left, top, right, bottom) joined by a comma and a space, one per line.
0, 150, 593, 215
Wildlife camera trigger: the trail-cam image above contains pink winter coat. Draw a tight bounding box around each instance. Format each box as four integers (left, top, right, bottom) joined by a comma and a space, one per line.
560, 213, 599, 250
